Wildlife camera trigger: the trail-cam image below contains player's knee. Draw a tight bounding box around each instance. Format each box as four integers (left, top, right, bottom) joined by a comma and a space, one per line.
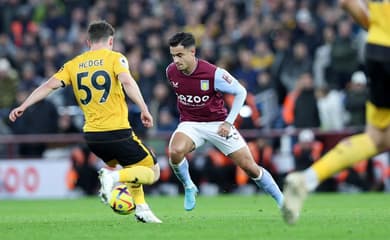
169, 145, 186, 160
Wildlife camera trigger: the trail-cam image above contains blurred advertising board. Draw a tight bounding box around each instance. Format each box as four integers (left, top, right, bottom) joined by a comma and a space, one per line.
0, 159, 71, 199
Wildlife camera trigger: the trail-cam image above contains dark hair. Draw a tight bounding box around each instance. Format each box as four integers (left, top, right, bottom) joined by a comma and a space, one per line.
87, 20, 115, 43
168, 32, 195, 48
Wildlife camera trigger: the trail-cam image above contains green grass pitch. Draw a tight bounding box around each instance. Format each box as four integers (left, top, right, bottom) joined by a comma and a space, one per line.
1, 193, 389, 240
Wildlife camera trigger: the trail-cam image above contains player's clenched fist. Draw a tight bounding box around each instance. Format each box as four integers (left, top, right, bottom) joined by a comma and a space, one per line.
9, 106, 25, 122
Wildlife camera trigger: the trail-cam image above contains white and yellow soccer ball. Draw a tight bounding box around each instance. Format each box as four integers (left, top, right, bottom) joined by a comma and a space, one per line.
109, 184, 135, 215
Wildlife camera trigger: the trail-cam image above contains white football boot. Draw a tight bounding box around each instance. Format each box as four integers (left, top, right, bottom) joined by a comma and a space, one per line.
135, 204, 162, 223
98, 168, 114, 204
281, 172, 308, 225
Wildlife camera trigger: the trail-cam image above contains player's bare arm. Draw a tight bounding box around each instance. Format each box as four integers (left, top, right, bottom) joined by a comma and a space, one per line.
339, 0, 369, 30
214, 68, 247, 138
9, 77, 63, 122
118, 72, 153, 128
216, 84, 246, 137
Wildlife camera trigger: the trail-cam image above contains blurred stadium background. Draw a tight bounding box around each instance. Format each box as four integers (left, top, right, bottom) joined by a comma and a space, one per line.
0, 0, 389, 200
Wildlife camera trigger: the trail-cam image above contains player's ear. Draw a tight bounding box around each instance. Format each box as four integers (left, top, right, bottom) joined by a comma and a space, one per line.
86, 39, 91, 48
108, 36, 114, 48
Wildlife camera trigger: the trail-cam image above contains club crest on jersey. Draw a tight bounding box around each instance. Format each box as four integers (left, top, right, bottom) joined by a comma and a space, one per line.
200, 80, 209, 91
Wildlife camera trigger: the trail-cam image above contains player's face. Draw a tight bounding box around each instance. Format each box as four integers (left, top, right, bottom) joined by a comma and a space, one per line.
170, 44, 196, 73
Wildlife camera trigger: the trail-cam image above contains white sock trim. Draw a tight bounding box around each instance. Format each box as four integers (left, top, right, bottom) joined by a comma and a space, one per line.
251, 166, 263, 180
169, 157, 187, 167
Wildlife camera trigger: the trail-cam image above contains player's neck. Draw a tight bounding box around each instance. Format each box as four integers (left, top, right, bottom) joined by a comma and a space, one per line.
90, 43, 110, 51
182, 58, 198, 75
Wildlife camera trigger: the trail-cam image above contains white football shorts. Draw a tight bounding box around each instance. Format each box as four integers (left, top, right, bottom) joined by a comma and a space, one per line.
171, 121, 247, 155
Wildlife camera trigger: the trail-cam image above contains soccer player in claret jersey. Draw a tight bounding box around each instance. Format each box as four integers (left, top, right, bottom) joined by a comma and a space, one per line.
282, 0, 390, 225
166, 32, 284, 211
9, 20, 161, 223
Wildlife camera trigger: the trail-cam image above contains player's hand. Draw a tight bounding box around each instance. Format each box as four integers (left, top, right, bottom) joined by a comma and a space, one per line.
217, 121, 232, 138
140, 111, 153, 128
9, 106, 25, 122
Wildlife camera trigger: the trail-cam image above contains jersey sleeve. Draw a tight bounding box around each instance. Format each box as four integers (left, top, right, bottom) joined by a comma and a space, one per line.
113, 53, 130, 76
53, 62, 72, 86
215, 67, 244, 94
214, 67, 247, 125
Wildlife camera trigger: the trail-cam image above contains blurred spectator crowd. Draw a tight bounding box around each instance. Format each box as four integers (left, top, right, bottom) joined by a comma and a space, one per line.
1, 0, 382, 193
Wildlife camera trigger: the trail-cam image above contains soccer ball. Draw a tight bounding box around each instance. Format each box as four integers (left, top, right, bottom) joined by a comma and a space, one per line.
109, 184, 135, 215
